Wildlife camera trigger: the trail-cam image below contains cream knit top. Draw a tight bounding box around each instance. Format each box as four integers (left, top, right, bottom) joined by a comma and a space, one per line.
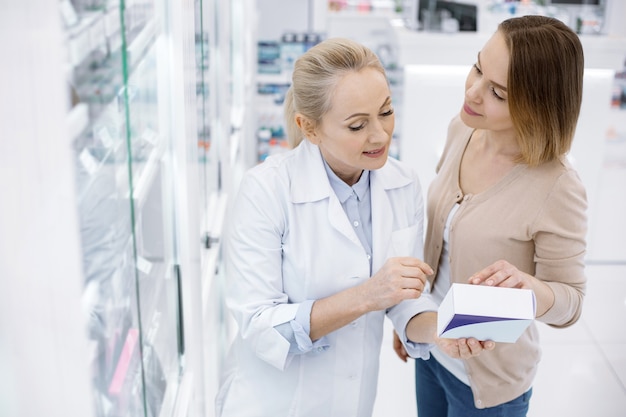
424, 115, 588, 408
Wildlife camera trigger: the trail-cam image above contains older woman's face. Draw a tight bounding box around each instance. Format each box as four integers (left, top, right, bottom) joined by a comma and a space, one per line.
309, 67, 394, 186
460, 30, 514, 135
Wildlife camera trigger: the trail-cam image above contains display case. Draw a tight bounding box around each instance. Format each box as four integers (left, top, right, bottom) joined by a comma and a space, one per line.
193, 0, 258, 403
3, 0, 250, 415
60, 0, 229, 417
62, 0, 207, 416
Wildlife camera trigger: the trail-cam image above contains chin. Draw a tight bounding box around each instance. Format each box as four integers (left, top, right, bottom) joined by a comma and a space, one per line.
460, 111, 479, 128
369, 155, 389, 170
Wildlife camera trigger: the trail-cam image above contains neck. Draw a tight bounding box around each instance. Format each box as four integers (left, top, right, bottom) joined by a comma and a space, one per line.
480, 129, 520, 160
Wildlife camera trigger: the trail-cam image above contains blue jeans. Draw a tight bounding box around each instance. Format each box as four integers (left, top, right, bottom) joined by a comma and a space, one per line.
414, 355, 532, 417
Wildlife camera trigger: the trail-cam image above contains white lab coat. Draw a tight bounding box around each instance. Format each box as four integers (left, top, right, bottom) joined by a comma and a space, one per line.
216, 140, 437, 417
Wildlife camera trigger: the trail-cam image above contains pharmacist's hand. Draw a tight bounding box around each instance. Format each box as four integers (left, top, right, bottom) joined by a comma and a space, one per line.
363, 257, 433, 311
468, 260, 534, 290
392, 330, 409, 362
436, 337, 496, 359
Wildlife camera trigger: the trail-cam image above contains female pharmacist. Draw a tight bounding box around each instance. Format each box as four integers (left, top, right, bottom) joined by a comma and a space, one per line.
216, 37, 493, 417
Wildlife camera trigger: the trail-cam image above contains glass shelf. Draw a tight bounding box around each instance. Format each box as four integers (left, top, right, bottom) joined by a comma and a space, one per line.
63, 1, 184, 416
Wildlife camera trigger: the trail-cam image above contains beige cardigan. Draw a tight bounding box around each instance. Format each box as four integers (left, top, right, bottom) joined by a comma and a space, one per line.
424, 115, 588, 408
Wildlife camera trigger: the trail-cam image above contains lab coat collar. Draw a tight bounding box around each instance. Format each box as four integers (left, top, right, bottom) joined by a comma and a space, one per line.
290, 140, 412, 204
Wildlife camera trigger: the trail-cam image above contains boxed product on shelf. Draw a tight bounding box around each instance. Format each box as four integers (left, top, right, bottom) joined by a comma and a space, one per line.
258, 40, 281, 74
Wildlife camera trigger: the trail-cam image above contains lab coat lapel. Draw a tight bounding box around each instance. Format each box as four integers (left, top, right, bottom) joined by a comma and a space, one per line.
290, 141, 361, 246
290, 140, 329, 203
370, 170, 393, 273
327, 190, 361, 246
369, 161, 413, 271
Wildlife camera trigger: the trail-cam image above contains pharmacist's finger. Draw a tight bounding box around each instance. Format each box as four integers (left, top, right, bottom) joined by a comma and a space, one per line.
467, 338, 495, 355
401, 276, 426, 290
398, 257, 434, 276
456, 339, 474, 359
482, 340, 496, 351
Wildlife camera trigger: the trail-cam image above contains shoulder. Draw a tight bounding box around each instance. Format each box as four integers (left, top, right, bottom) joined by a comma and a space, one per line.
522, 157, 587, 217
238, 150, 298, 202
230, 151, 300, 230
245, 144, 303, 182
527, 157, 586, 193
523, 158, 588, 238
241, 141, 330, 205
550, 157, 587, 204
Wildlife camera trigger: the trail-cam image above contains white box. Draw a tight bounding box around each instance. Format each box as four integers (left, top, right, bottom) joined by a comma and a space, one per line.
437, 283, 536, 343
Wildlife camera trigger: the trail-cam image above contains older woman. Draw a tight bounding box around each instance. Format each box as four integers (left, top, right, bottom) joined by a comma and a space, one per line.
216, 37, 490, 417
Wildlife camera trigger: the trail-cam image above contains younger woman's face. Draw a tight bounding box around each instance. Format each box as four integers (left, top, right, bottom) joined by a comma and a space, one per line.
460, 30, 515, 135
308, 67, 394, 185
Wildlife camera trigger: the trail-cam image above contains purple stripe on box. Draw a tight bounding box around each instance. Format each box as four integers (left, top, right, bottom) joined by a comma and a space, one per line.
443, 314, 525, 332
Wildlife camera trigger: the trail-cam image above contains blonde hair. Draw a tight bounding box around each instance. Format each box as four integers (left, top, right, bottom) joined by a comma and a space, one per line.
284, 37, 387, 148
499, 15, 584, 166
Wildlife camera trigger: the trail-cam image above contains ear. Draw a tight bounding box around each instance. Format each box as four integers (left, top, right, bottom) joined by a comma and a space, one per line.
295, 113, 319, 145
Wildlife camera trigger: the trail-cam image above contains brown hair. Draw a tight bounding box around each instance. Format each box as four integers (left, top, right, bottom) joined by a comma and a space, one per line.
284, 37, 387, 147
499, 15, 584, 165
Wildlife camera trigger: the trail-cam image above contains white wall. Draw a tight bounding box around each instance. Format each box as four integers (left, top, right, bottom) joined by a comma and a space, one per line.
256, 0, 311, 39
605, 0, 626, 37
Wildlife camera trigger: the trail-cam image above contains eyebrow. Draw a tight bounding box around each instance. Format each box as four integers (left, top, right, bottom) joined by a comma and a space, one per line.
477, 52, 508, 92
343, 96, 392, 121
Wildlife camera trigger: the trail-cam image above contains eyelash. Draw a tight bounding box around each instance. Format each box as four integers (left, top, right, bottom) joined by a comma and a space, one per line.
349, 108, 394, 131
473, 64, 506, 101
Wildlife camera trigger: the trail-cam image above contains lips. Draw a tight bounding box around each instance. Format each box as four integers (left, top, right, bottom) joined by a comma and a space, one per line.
363, 147, 385, 157
463, 104, 480, 116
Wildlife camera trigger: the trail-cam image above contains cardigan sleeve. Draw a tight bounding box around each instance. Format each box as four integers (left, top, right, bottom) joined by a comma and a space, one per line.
531, 168, 588, 327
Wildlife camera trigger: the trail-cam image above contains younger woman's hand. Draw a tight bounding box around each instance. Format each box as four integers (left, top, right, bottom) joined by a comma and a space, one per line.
468, 259, 533, 289
468, 259, 556, 318
392, 330, 409, 362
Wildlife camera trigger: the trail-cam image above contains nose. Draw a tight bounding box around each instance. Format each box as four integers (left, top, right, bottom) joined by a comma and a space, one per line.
465, 79, 482, 103
369, 116, 393, 142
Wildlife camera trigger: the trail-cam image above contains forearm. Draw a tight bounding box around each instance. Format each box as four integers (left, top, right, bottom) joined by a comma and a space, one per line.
528, 274, 556, 318
309, 284, 371, 341
310, 256, 432, 341
405, 311, 438, 344
404, 311, 497, 358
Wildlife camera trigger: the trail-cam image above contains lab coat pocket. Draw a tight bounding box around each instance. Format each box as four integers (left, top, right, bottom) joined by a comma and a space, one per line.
390, 223, 423, 258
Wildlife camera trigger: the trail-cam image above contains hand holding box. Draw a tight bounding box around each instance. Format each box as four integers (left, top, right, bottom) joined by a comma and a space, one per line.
437, 283, 536, 343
